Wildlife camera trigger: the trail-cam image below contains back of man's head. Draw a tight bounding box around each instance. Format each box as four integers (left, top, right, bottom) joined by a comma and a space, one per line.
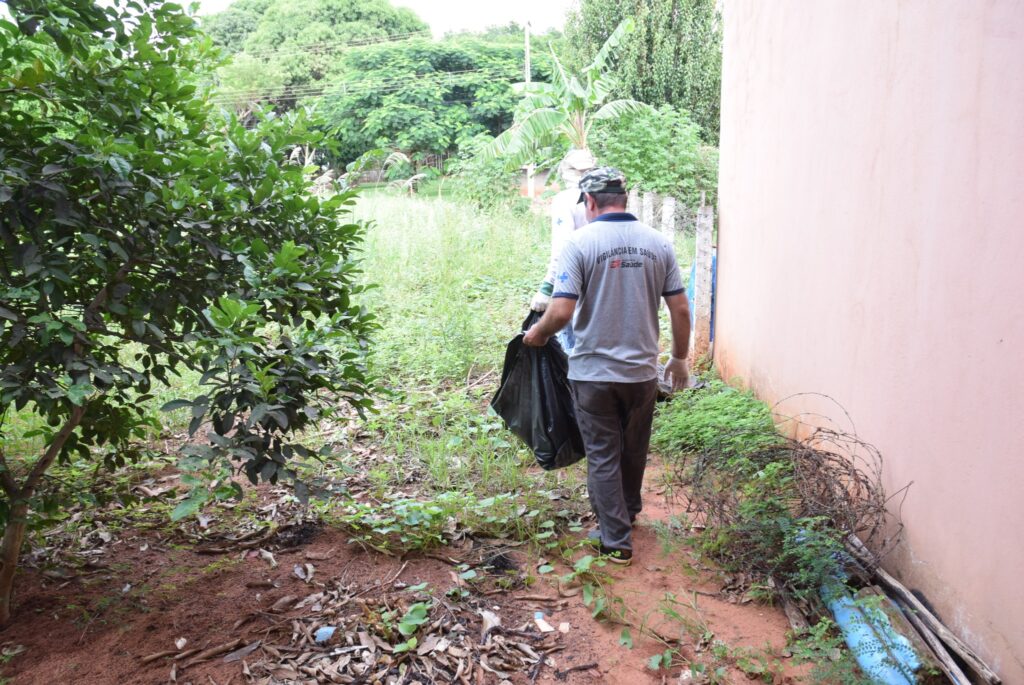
577, 167, 628, 210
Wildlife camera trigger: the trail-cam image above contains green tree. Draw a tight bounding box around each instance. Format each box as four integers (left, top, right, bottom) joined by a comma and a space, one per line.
215, 52, 287, 117
201, 0, 274, 54
590, 105, 718, 207
564, 0, 722, 143
318, 34, 550, 164
483, 19, 648, 167
206, 0, 428, 100
0, 0, 374, 624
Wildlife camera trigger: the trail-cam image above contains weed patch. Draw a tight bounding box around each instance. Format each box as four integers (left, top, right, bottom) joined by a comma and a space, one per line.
652, 378, 778, 461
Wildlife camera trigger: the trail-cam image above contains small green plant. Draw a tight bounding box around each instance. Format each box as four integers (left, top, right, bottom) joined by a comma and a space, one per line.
652, 379, 778, 459
647, 648, 682, 672
791, 619, 872, 685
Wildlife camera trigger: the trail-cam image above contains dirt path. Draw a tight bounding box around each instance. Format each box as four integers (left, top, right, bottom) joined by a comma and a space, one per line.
0, 459, 804, 684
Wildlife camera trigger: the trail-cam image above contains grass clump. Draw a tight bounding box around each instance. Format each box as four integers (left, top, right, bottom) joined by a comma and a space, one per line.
652, 377, 778, 459
354, 190, 546, 384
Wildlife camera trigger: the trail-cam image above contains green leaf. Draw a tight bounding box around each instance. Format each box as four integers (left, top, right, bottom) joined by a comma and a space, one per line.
591, 99, 652, 121
171, 493, 206, 521
537, 564, 554, 574
647, 654, 663, 671
107, 154, 132, 176
67, 381, 95, 406
618, 628, 633, 649
393, 637, 417, 653
573, 555, 595, 574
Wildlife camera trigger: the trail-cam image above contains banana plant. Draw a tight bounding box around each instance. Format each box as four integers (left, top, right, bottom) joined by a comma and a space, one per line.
483, 19, 650, 167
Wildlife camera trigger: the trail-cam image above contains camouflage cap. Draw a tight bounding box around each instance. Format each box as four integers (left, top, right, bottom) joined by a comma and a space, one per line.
576, 166, 627, 203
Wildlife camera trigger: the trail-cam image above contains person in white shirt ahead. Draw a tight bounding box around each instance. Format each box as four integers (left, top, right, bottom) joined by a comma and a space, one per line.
529, 149, 596, 352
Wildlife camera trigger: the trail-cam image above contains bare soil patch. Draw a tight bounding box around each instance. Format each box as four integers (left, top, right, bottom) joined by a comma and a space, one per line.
1, 459, 805, 684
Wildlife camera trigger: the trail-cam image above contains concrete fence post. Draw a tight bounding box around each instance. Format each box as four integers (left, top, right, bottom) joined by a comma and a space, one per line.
642, 192, 656, 226
660, 196, 676, 243
692, 200, 714, 360
627, 188, 639, 214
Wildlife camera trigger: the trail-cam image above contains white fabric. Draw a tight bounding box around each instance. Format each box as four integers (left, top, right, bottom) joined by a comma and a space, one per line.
546, 188, 588, 286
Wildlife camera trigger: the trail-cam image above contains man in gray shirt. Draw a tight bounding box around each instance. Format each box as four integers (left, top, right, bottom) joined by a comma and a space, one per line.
524, 167, 690, 564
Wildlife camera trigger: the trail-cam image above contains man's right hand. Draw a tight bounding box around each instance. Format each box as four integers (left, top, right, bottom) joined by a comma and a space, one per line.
530, 292, 550, 312
523, 324, 549, 347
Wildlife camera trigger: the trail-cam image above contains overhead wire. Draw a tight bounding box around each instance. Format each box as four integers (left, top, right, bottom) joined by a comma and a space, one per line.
227, 30, 433, 61
209, 66, 520, 105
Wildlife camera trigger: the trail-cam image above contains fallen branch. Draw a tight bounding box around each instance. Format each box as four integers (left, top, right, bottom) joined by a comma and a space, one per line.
140, 649, 177, 664
529, 655, 545, 684
182, 639, 241, 668
893, 596, 972, 685
769, 576, 810, 634
515, 594, 560, 603
555, 662, 599, 680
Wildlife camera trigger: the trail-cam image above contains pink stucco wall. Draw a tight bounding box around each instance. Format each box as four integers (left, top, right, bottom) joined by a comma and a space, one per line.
716, 1, 1024, 679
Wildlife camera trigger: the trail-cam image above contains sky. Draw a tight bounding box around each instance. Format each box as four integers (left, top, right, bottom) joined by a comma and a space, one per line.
196, 0, 577, 34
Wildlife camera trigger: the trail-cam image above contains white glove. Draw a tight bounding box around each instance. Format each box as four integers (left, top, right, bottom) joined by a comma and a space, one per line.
664, 356, 689, 391
530, 292, 550, 312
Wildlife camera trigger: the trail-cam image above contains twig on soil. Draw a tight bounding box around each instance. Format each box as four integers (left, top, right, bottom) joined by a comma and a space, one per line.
352, 560, 409, 598
141, 649, 178, 664
482, 626, 545, 644
425, 552, 462, 566
555, 662, 599, 680
529, 654, 546, 684
182, 639, 241, 668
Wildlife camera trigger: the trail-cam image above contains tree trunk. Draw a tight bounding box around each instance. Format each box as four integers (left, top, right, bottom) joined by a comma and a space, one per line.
0, 406, 85, 625
0, 500, 29, 625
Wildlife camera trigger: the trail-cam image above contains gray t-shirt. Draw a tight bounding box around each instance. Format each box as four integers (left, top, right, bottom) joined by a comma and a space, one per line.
552, 212, 685, 383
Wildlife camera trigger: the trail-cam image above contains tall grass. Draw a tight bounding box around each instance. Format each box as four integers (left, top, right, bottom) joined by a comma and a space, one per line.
354, 190, 547, 384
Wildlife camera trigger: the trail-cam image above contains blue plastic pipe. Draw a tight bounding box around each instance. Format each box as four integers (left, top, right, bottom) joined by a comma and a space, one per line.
821, 578, 921, 684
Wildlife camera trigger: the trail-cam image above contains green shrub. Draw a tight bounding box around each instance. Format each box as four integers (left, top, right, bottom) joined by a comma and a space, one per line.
590, 104, 718, 208
654, 379, 857, 601
652, 380, 777, 458
446, 133, 527, 212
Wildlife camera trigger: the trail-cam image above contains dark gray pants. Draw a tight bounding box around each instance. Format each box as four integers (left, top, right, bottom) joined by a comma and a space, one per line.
571, 379, 659, 552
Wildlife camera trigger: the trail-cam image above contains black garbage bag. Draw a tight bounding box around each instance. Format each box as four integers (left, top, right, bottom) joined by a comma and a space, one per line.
490, 312, 585, 470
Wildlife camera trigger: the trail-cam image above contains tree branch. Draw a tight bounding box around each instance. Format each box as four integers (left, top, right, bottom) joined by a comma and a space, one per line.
83, 260, 135, 330
0, 447, 17, 499
21, 406, 86, 498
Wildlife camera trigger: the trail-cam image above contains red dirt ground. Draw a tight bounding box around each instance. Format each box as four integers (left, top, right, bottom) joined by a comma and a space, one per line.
0, 460, 806, 685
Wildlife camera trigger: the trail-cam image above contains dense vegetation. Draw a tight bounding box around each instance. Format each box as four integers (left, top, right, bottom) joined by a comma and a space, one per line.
205, 2, 559, 168
0, 0, 373, 623
318, 35, 551, 164
564, 0, 722, 143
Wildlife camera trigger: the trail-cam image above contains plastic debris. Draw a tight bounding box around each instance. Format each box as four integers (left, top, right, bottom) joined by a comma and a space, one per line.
533, 611, 556, 633
313, 626, 337, 644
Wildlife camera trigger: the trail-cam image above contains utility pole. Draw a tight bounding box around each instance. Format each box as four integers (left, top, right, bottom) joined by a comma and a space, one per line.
525, 21, 535, 199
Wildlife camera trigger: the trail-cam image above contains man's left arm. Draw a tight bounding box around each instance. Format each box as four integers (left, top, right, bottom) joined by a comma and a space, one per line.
523, 297, 574, 347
